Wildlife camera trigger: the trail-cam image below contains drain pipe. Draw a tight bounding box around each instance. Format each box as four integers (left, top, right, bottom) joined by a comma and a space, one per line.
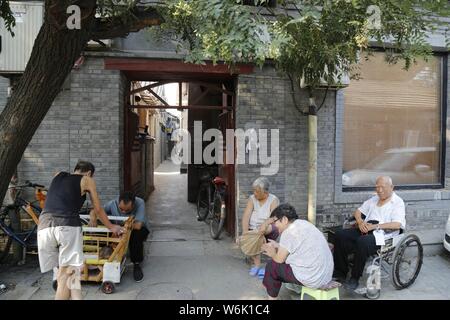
307, 97, 317, 226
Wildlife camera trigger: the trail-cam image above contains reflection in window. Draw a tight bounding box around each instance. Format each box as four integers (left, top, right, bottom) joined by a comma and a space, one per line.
342, 52, 442, 188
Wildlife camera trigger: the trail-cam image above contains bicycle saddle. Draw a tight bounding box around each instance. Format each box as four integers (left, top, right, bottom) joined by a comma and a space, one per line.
213, 177, 226, 185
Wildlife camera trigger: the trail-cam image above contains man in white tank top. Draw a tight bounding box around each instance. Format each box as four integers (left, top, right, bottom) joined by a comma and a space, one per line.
241, 177, 279, 278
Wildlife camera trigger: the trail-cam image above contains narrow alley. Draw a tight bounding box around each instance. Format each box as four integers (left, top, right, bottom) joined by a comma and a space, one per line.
141, 160, 266, 299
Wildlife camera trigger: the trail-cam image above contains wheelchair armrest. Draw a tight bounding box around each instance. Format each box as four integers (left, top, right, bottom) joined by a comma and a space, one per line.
343, 216, 357, 229
345, 216, 356, 222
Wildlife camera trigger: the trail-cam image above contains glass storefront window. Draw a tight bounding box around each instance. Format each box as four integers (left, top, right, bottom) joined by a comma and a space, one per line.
343, 52, 443, 188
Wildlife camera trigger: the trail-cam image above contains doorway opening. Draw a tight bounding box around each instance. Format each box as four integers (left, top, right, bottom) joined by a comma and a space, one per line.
124, 78, 236, 237
106, 58, 253, 238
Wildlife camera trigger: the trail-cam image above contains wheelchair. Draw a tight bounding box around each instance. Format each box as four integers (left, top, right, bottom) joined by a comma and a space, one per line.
325, 217, 423, 299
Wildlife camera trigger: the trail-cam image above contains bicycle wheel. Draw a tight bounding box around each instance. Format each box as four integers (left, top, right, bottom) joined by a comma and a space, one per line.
210, 191, 225, 240
391, 234, 423, 289
0, 235, 13, 263
0, 208, 20, 263
196, 184, 210, 221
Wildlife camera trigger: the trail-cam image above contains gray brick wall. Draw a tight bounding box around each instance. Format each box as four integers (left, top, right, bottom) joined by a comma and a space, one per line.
16, 57, 123, 203
236, 67, 334, 227
2, 53, 448, 233
0, 76, 9, 112
236, 60, 450, 233
118, 72, 126, 193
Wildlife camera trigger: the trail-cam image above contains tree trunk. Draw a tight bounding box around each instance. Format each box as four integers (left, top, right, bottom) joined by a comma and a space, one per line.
307, 103, 317, 226
0, 0, 96, 205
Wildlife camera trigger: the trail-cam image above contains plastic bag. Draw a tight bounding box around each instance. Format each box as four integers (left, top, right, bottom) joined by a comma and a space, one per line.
365, 264, 381, 299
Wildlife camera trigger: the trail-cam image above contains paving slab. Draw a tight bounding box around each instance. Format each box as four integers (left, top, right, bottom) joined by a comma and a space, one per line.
137, 283, 193, 300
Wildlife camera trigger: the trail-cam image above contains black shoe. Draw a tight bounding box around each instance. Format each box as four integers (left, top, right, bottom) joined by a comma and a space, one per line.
344, 278, 359, 291
332, 271, 346, 283
52, 280, 58, 291
133, 263, 144, 282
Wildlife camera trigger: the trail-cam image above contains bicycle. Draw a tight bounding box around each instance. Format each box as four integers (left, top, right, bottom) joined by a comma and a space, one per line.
196, 166, 227, 240
0, 181, 47, 264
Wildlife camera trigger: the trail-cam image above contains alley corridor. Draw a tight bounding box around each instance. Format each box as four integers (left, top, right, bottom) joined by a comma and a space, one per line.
142, 160, 265, 299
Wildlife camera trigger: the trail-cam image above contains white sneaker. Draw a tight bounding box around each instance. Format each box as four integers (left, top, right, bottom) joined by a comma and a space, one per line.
354, 287, 367, 295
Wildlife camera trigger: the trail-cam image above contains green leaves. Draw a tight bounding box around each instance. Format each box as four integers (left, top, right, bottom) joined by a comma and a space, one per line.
0, 0, 15, 35
272, 0, 449, 91
155, 0, 448, 90
159, 0, 272, 67
1, 0, 447, 84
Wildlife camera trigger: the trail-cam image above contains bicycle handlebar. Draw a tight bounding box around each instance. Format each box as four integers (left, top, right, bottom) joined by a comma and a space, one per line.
25, 180, 45, 188
9, 181, 46, 190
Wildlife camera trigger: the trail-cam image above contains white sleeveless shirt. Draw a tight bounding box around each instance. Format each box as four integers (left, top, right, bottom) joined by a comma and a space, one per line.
249, 193, 279, 230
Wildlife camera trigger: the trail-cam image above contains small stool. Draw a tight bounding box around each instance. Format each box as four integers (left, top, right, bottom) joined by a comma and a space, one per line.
300, 281, 341, 300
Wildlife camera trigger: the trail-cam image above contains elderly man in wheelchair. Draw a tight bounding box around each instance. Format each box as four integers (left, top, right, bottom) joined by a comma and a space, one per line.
330, 176, 423, 299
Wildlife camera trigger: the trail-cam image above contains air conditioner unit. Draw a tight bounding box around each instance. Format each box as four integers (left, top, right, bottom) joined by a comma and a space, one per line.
300, 65, 350, 89
0, 1, 44, 73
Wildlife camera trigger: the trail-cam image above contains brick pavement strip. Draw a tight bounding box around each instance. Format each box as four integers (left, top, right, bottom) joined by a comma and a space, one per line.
1, 161, 450, 300
0, 248, 449, 300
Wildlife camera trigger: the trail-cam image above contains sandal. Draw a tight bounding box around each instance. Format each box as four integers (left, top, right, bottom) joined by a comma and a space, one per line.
249, 266, 260, 276
257, 268, 265, 279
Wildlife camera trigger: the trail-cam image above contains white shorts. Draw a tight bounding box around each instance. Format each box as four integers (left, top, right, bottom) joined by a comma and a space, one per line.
37, 226, 84, 273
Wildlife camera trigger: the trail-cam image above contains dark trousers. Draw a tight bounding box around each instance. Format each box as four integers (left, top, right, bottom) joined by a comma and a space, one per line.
129, 227, 149, 264
333, 227, 379, 280
262, 260, 302, 298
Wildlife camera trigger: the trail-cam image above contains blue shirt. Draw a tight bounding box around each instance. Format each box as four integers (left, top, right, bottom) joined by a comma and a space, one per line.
104, 197, 149, 230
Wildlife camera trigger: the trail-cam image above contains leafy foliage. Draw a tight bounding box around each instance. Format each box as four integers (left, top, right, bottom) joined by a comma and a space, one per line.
156, 1, 274, 66
0, 0, 15, 35
96, 0, 143, 24
158, 0, 449, 94
1, 0, 449, 96
272, 0, 449, 90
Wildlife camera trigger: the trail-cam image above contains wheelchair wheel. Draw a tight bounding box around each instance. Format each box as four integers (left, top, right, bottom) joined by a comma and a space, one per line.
391, 234, 423, 289
366, 288, 380, 300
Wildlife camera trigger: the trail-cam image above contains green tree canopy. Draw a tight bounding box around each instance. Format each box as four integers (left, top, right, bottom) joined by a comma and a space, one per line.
159, 0, 449, 94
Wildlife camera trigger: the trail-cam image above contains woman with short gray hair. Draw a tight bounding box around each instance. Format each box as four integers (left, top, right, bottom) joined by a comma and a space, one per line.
241, 177, 279, 279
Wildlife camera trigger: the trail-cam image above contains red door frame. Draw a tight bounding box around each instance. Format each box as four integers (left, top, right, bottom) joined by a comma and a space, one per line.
218, 79, 237, 236
109, 59, 253, 238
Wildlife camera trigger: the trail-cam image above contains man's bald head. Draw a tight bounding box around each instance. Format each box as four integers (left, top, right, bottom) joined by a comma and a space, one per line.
376, 176, 393, 186
375, 176, 394, 200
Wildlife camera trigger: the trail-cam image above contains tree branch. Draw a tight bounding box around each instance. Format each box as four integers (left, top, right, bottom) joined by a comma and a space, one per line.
91, 6, 163, 40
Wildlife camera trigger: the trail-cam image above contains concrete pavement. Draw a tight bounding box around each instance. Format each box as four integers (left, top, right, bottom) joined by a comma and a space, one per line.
1, 160, 450, 300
